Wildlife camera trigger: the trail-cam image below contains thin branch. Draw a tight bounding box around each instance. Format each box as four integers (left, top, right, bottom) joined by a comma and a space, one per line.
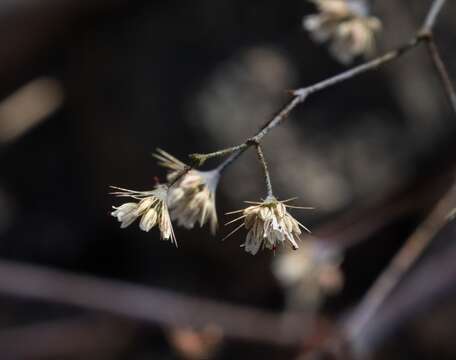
189, 144, 248, 166
254, 143, 274, 197
422, 0, 448, 31
190, 0, 450, 175
343, 0, 455, 345
425, 36, 456, 116
344, 181, 456, 342
0, 259, 315, 347
216, 147, 248, 174
195, 35, 430, 172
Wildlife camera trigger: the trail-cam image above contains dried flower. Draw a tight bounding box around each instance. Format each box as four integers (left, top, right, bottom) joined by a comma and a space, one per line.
303, 0, 381, 64
225, 196, 312, 255
110, 184, 177, 246
154, 149, 219, 234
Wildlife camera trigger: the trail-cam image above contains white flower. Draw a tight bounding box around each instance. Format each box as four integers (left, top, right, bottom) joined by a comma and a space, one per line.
304, 0, 381, 64
225, 196, 312, 255
154, 149, 219, 234
110, 184, 177, 246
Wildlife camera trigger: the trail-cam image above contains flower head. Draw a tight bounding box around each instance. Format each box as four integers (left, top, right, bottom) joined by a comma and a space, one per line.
154, 149, 219, 234
225, 196, 312, 255
110, 184, 177, 246
304, 0, 381, 64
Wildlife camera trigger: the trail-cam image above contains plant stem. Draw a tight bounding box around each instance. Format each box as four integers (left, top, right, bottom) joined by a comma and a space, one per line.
345, 181, 456, 343
422, 0, 447, 31
193, 32, 433, 173
189, 144, 248, 166
254, 144, 273, 197
425, 36, 456, 117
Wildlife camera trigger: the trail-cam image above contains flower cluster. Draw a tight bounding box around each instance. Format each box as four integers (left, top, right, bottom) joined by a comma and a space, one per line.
111, 185, 177, 245
110, 149, 312, 255
154, 149, 219, 234
226, 196, 312, 255
111, 150, 220, 245
304, 0, 381, 64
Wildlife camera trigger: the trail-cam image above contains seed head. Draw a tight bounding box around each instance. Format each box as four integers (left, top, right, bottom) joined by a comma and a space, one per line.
154, 149, 219, 234
225, 196, 312, 255
110, 184, 177, 246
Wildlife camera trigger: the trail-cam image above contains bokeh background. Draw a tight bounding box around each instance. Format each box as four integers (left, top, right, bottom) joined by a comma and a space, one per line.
0, 0, 455, 359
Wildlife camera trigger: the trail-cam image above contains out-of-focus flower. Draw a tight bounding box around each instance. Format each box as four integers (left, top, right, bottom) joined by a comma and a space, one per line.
226, 196, 312, 255
154, 149, 219, 234
167, 325, 223, 360
303, 0, 381, 64
110, 184, 177, 246
273, 241, 344, 309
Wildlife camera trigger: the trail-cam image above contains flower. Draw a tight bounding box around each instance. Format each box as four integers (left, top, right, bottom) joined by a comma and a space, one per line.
303, 0, 381, 64
154, 149, 219, 234
225, 196, 312, 255
110, 184, 177, 246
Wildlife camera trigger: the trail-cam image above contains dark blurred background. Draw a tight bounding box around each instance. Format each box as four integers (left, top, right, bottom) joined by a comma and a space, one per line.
0, 0, 455, 359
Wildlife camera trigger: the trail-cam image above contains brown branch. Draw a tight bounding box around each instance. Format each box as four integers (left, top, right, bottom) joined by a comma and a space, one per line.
422, 0, 448, 31
194, 0, 449, 170
0, 259, 316, 347
425, 36, 456, 116
254, 143, 274, 197
341, 0, 455, 348
344, 181, 456, 342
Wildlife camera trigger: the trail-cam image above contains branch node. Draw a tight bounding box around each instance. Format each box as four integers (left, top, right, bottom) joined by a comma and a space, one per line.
188, 153, 207, 167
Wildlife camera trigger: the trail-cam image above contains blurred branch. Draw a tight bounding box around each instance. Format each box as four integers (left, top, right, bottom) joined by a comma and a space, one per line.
343, 0, 455, 348
0, 259, 315, 347
423, 0, 448, 30
350, 227, 456, 355
426, 36, 456, 115
312, 168, 453, 250
345, 181, 456, 343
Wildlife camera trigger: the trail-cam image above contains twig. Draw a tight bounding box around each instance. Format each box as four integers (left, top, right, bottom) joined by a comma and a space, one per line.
422, 0, 448, 31
343, 0, 454, 346
344, 181, 456, 342
425, 36, 456, 116
0, 258, 315, 347
342, 0, 455, 352
350, 232, 456, 355
254, 143, 274, 197
193, 31, 440, 171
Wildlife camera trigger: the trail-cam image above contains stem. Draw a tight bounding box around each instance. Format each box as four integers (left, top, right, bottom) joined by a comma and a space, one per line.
0, 259, 313, 347
187, 0, 449, 178
216, 147, 247, 174
346, 3, 455, 342
425, 36, 456, 117
189, 144, 248, 166
255, 144, 273, 197
193, 34, 427, 173
292, 37, 421, 98
422, 0, 447, 31
253, 94, 307, 143
345, 182, 456, 342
